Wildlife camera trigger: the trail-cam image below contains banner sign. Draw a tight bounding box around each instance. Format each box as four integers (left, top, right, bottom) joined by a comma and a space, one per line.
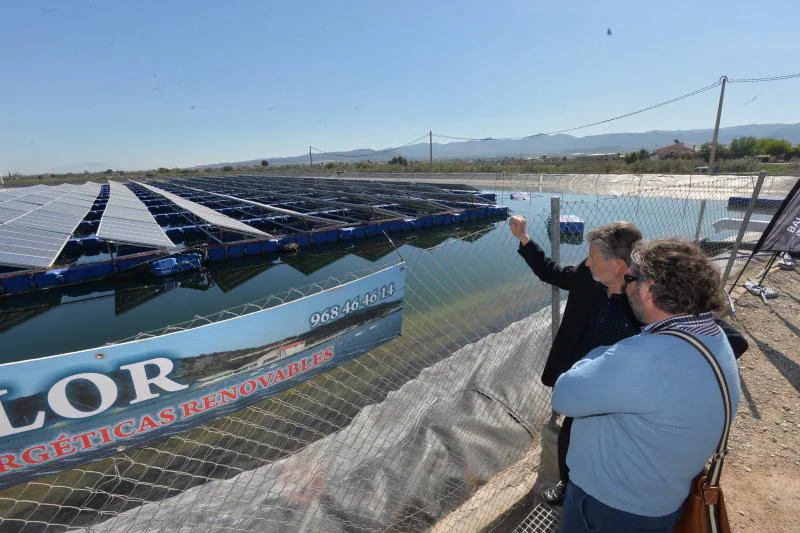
0, 264, 405, 488
753, 178, 800, 253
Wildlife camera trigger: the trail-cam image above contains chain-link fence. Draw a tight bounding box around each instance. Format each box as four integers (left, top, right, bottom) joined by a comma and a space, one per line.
0, 212, 559, 533
0, 173, 796, 533
534, 173, 797, 293
490, 172, 798, 532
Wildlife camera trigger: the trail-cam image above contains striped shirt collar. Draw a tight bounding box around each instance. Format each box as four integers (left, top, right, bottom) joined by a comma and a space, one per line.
643, 311, 720, 336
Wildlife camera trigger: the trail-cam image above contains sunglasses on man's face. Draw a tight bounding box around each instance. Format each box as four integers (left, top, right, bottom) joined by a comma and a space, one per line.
623, 273, 641, 284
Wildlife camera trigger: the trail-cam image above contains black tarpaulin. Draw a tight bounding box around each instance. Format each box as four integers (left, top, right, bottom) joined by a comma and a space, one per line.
753, 178, 800, 253
75, 305, 559, 533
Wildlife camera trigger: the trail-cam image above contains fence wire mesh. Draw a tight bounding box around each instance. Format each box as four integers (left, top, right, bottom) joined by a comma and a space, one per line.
552, 173, 797, 293
510, 503, 560, 533
0, 213, 558, 533
0, 173, 795, 533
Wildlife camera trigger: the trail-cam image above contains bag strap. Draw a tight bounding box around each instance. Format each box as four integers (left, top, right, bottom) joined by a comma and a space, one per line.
658, 330, 732, 487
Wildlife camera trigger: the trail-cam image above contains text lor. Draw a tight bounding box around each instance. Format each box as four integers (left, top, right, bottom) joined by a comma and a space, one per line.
0, 346, 334, 474
0, 347, 334, 441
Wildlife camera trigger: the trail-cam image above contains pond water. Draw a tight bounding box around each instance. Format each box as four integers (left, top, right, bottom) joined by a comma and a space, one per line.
0, 190, 763, 362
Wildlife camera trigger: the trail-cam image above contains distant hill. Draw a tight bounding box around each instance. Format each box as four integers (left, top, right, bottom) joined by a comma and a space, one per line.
204, 122, 800, 168
51, 161, 116, 174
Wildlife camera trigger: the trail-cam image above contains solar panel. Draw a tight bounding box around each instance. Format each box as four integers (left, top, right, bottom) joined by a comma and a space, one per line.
20, 193, 60, 204
0, 183, 102, 269
134, 181, 269, 238
0, 207, 30, 224
0, 226, 73, 269
0, 185, 47, 204
0, 184, 99, 226
96, 182, 177, 249
0, 251, 54, 269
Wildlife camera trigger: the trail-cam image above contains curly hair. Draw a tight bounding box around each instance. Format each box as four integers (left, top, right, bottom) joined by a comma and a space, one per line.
630, 238, 724, 315
586, 221, 643, 265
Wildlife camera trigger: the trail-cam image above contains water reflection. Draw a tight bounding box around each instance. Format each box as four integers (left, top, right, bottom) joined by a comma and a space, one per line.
0, 220, 503, 362
115, 271, 213, 314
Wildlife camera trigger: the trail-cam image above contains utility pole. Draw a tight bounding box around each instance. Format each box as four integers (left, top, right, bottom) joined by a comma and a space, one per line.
429, 130, 433, 172
309, 146, 313, 167
707, 76, 727, 175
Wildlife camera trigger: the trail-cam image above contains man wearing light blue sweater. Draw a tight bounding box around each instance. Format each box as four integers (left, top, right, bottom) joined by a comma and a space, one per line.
553, 238, 741, 533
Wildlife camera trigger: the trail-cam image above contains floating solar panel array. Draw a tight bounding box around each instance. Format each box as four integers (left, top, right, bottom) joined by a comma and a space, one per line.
0, 176, 502, 291
134, 181, 271, 238
140, 175, 497, 238
97, 182, 177, 249
0, 183, 102, 269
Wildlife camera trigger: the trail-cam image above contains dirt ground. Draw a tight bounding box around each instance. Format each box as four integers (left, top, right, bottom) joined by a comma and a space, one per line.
723, 265, 800, 532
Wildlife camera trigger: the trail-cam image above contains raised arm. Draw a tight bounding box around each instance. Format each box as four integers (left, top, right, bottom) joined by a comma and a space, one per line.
510, 215, 583, 291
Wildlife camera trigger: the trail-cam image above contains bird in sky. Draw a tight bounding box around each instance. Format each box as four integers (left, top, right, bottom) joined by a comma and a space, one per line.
606, 28, 613, 36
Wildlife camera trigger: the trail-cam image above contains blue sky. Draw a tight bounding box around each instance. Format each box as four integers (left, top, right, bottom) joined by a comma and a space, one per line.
1, 0, 799, 174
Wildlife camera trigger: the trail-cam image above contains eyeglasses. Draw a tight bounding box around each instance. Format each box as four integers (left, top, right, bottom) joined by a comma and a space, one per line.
623, 273, 642, 284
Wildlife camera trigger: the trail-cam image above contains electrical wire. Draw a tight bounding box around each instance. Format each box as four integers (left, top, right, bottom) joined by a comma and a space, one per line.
434, 133, 530, 142
728, 72, 800, 83
310, 71, 800, 155
435, 80, 723, 142
310, 133, 429, 158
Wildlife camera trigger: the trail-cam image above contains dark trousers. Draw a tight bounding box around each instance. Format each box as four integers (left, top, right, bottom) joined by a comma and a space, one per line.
560, 482, 683, 533
558, 416, 573, 484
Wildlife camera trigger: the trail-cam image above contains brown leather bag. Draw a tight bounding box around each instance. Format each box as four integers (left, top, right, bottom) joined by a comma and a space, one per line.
673, 471, 730, 533
658, 331, 733, 533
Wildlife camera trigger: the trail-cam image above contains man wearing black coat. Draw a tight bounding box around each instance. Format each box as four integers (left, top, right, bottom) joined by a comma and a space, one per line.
509, 215, 748, 505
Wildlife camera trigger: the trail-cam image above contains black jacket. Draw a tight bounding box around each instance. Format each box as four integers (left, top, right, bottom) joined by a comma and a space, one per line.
517, 240, 749, 388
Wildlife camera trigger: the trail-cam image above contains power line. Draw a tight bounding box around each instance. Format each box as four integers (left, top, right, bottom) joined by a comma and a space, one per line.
435, 79, 723, 142
434, 133, 529, 142
311, 134, 429, 158
728, 72, 800, 83
310, 71, 800, 157
545, 80, 723, 134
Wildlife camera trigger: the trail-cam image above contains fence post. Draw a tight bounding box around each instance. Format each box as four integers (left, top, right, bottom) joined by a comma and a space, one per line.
721, 172, 766, 287
550, 196, 561, 342
694, 199, 707, 241
498, 174, 504, 204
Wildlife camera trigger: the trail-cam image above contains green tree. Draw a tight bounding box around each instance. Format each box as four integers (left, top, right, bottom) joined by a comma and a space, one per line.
729, 136, 758, 158
389, 156, 408, 166
624, 151, 639, 164
698, 143, 711, 161
756, 138, 793, 158
698, 142, 729, 162
222, 165, 234, 172
260, 160, 269, 167
638, 148, 649, 160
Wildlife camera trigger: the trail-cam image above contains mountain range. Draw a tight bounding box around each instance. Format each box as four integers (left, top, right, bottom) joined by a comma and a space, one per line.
204, 122, 800, 168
